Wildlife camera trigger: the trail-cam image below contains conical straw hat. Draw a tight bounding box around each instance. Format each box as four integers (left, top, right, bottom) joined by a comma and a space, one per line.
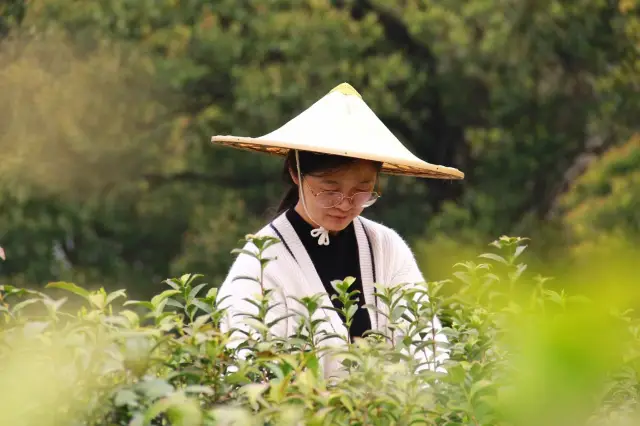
211, 83, 464, 180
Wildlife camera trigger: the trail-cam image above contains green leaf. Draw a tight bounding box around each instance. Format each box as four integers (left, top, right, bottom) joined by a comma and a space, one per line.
240, 383, 269, 410
543, 290, 565, 306
11, 298, 40, 314
123, 300, 154, 310
41, 297, 67, 316
448, 364, 466, 384
106, 289, 127, 306
231, 248, 258, 258
151, 289, 181, 306
346, 304, 358, 320
478, 253, 509, 265
165, 298, 185, 309
390, 306, 405, 322
260, 257, 274, 267
209, 407, 254, 425
267, 313, 296, 328
226, 372, 251, 385
265, 363, 284, 380
138, 378, 174, 400
119, 310, 140, 327
470, 379, 495, 400
88, 292, 106, 310
244, 319, 269, 333
232, 275, 260, 284
454, 271, 473, 285
46, 282, 90, 299
190, 299, 211, 314
180, 273, 203, 287
512, 244, 527, 260
184, 385, 214, 395
191, 314, 210, 330
340, 395, 355, 413
309, 407, 334, 424
163, 279, 181, 290
143, 396, 174, 424
205, 287, 218, 299
128, 413, 144, 426
304, 353, 320, 376
187, 283, 208, 302
114, 389, 138, 407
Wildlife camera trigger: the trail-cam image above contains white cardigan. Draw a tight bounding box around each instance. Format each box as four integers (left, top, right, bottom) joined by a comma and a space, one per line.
217, 211, 447, 379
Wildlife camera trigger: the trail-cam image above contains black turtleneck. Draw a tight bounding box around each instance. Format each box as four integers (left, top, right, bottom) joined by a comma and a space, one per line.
286, 208, 372, 340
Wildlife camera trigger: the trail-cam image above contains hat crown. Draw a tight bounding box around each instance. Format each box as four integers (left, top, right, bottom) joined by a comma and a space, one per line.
329, 82, 362, 99
257, 84, 410, 159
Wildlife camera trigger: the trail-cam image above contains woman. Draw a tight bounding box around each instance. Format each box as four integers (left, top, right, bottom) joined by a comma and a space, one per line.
212, 83, 464, 379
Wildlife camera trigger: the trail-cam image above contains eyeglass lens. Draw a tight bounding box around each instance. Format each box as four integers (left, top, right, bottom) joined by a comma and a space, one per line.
316, 192, 379, 208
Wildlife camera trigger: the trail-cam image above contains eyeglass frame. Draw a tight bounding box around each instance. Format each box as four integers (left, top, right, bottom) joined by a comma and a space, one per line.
302, 178, 381, 209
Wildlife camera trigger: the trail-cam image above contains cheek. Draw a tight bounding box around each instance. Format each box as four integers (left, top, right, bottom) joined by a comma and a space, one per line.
304, 191, 324, 214
349, 206, 365, 217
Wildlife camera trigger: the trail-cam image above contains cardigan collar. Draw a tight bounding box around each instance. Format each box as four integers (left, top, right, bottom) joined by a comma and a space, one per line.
271, 211, 378, 330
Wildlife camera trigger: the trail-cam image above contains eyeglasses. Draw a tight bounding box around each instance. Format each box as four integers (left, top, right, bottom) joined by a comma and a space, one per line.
304, 179, 381, 209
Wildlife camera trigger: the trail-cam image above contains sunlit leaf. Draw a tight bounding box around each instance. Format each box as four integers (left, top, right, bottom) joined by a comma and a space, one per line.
46, 282, 90, 299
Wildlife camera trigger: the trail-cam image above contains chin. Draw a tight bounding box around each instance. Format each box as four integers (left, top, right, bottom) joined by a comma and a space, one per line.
323, 214, 351, 231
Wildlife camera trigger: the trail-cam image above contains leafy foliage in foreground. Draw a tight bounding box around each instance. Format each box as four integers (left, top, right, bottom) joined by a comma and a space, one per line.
1, 236, 639, 426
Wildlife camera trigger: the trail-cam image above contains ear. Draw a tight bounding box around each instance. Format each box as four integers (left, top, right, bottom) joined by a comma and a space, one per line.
289, 167, 300, 185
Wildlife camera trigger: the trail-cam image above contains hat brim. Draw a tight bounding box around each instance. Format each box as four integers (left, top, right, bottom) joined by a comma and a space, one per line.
211, 135, 464, 180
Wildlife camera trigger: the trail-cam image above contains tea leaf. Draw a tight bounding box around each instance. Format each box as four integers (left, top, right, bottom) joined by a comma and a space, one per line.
114, 389, 138, 407
478, 253, 509, 265
46, 282, 90, 299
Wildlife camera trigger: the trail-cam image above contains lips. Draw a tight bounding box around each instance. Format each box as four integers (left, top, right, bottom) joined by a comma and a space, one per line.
328, 214, 347, 220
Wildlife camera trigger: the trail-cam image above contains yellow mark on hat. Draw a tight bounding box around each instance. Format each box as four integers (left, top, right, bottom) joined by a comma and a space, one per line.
329, 82, 362, 99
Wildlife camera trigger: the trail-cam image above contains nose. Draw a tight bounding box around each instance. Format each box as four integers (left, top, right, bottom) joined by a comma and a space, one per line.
336, 196, 352, 212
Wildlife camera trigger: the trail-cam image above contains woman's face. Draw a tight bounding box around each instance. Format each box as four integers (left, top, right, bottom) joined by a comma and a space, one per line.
292, 160, 379, 232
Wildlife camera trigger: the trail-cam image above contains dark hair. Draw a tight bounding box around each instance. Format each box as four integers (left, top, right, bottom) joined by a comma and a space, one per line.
275, 150, 382, 215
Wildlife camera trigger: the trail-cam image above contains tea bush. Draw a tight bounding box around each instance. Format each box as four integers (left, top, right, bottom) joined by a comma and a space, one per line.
1, 235, 639, 426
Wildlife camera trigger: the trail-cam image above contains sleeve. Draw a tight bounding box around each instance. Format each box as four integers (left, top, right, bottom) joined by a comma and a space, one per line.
216, 241, 291, 349
387, 230, 449, 373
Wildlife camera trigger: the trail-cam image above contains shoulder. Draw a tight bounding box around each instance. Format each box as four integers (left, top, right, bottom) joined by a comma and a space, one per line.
357, 215, 413, 252
357, 216, 423, 282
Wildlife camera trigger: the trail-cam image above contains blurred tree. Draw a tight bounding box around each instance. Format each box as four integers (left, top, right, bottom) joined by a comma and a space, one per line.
0, 30, 184, 297
350, 0, 639, 233
556, 134, 640, 250
0, 0, 26, 37
0, 0, 638, 295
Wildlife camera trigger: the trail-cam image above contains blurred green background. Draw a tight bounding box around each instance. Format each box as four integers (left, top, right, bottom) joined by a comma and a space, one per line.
0, 0, 638, 300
